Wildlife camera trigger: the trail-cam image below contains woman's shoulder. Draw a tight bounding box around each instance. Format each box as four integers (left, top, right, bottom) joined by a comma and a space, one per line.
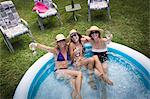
69, 42, 75, 47
52, 47, 58, 54
101, 38, 107, 42
68, 42, 76, 51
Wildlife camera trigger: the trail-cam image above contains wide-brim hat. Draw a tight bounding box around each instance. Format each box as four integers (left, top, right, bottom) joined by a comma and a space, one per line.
55, 34, 66, 42
86, 26, 104, 36
69, 29, 78, 36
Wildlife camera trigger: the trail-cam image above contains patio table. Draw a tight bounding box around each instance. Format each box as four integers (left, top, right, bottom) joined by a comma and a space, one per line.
65, 0, 81, 21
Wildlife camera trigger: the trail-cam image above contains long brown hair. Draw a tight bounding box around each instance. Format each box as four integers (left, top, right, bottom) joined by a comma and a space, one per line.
55, 39, 68, 51
70, 33, 82, 44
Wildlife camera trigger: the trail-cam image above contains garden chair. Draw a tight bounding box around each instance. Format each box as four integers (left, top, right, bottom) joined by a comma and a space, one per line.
34, 0, 63, 30
0, 1, 35, 53
88, 0, 111, 21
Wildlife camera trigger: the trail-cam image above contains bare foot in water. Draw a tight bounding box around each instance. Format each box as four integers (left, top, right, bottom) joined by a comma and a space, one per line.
88, 79, 97, 90
76, 93, 82, 99
101, 75, 113, 85
88, 72, 97, 90
71, 90, 77, 99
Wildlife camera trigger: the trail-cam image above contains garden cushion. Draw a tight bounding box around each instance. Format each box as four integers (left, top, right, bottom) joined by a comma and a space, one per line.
38, 8, 57, 18
90, 0, 108, 10
0, 1, 20, 29
3, 24, 28, 39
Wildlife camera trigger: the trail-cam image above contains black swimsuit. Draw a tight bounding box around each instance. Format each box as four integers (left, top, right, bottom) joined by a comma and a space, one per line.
92, 51, 108, 63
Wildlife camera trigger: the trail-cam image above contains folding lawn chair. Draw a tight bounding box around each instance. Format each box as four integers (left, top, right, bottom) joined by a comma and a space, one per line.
0, 1, 35, 53
34, 0, 63, 30
88, 0, 111, 21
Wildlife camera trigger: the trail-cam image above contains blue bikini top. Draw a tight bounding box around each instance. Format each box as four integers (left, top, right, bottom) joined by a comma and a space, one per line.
57, 51, 70, 61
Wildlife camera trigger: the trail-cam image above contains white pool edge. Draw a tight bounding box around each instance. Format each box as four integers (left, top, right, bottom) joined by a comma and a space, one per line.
13, 42, 150, 99
13, 53, 54, 99
108, 42, 150, 72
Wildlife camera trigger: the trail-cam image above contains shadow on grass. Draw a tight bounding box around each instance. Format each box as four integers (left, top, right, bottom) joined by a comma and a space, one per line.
0, 36, 32, 54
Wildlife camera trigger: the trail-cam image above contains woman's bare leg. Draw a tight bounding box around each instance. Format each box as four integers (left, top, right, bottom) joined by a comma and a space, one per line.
70, 79, 77, 99
62, 70, 82, 99
81, 58, 94, 78
94, 68, 107, 99
80, 58, 97, 90
92, 55, 113, 85
75, 71, 82, 95
102, 62, 108, 74
75, 71, 82, 99
92, 55, 105, 75
94, 68, 103, 77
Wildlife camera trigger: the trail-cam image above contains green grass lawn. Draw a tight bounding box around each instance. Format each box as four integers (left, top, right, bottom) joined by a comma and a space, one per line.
0, 0, 149, 98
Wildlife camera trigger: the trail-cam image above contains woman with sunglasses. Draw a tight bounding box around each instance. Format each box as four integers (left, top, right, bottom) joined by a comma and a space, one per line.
68, 29, 113, 86
29, 34, 82, 99
83, 26, 113, 75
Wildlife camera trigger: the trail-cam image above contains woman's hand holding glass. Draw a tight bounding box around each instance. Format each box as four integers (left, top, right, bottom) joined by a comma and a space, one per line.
29, 42, 38, 56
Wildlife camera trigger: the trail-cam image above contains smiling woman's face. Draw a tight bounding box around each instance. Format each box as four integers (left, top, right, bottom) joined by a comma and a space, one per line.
57, 40, 66, 48
91, 31, 100, 40
71, 33, 79, 43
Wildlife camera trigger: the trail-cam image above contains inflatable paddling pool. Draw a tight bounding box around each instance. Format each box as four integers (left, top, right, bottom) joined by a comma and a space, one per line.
14, 42, 150, 99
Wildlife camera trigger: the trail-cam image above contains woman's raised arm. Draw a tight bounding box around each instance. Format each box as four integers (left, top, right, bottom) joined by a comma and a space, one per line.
29, 42, 57, 54
103, 34, 113, 44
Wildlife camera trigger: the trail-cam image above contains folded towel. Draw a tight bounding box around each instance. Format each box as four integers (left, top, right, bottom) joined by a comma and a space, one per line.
32, 2, 48, 13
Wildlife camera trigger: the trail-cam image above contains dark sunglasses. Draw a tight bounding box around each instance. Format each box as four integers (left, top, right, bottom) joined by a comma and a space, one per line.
57, 39, 66, 43
91, 31, 100, 34
70, 32, 77, 37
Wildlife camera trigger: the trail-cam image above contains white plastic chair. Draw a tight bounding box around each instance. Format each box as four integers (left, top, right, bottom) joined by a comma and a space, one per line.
0, 1, 35, 52
34, 0, 63, 30
88, 0, 111, 21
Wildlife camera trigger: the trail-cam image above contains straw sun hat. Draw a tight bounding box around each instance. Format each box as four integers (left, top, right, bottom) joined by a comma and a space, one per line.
69, 29, 78, 35
86, 26, 104, 36
55, 34, 66, 42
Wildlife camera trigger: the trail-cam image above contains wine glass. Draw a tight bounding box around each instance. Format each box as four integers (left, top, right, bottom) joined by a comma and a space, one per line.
29, 43, 37, 56
105, 30, 112, 39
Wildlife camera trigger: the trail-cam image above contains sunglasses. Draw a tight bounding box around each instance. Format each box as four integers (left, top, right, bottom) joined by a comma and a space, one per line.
91, 31, 100, 34
57, 39, 66, 43
70, 32, 77, 37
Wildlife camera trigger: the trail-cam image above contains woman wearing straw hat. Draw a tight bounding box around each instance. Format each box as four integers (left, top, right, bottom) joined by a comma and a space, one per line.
29, 34, 82, 99
83, 26, 113, 74
68, 29, 113, 86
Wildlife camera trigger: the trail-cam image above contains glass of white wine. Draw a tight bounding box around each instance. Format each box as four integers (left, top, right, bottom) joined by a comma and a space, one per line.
29, 42, 37, 56
105, 30, 112, 39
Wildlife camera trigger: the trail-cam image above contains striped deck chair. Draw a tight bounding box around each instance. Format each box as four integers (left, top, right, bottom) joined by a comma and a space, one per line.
34, 0, 63, 30
88, 0, 111, 21
0, 1, 35, 52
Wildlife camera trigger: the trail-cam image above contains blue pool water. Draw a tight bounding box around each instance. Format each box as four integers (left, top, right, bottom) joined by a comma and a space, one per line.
32, 50, 150, 99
